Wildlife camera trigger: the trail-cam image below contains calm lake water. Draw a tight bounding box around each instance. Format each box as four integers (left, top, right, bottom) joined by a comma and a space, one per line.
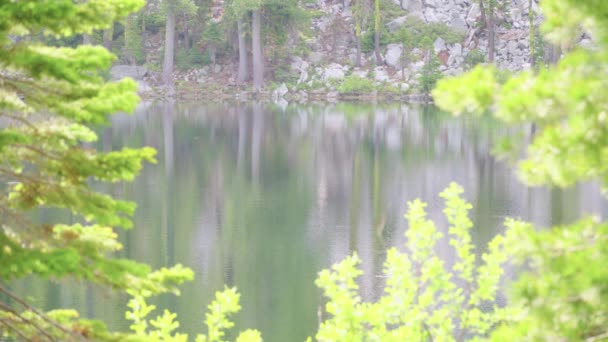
13, 101, 608, 341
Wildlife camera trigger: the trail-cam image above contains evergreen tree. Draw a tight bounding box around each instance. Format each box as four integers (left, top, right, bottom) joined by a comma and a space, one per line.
0, 1, 193, 339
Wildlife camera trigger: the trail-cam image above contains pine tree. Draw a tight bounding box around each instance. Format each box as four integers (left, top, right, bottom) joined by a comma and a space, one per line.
0, 1, 193, 339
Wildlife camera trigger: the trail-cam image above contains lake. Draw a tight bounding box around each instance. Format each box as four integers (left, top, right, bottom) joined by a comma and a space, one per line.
12, 101, 607, 341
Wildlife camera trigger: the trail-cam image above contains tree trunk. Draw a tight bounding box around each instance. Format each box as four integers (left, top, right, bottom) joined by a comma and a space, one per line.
103, 25, 114, 50
237, 17, 248, 84
488, 0, 495, 63
82, 33, 92, 45
529, 0, 535, 68
252, 9, 264, 90
141, 0, 148, 47
373, 0, 382, 65
547, 44, 561, 64
355, 34, 362, 67
162, 4, 176, 86
210, 45, 217, 65
184, 27, 191, 50
478, 0, 487, 30
124, 14, 134, 65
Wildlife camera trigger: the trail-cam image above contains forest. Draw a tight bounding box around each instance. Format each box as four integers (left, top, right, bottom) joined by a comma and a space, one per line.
53, 0, 560, 99
1, 0, 608, 341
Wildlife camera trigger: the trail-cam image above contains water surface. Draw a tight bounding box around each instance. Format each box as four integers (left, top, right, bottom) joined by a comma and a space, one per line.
14, 102, 607, 341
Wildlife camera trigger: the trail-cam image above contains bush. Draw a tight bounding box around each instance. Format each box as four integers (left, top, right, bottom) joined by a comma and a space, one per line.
420, 53, 442, 93
337, 75, 376, 93
312, 183, 512, 341
464, 49, 486, 69
361, 26, 391, 53
176, 48, 209, 71
389, 18, 465, 49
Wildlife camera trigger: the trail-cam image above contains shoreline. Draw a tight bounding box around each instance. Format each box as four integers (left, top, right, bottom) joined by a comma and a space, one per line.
139, 84, 433, 104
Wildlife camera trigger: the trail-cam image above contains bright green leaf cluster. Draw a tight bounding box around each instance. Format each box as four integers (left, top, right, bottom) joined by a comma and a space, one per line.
0, 0, 195, 340
433, 1, 608, 340
313, 183, 512, 341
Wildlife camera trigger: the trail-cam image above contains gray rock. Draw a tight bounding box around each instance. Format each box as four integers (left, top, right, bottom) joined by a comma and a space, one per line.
291, 57, 310, 84
385, 44, 403, 69
466, 3, 481, 27
374, 66, 390, 82
136, 80, 152, 93
290, 56, 305, 72
386, 16, 409, 32
507, 40, 518, 55
580, 38, 594, 50
411, 60, 425, 72
434, 37, 446, 53
386, 13, 425, 32
447, 43, 463, 66
273, 83, 289, 100
450, 14, 467, 32
352, 69, 369, 78
450, 43, 463, 58
110, 65, 148, 81
395, 0, 423, 12
309, 52, 324, 65
213, 64, 222, 73
322, 63, 345, 81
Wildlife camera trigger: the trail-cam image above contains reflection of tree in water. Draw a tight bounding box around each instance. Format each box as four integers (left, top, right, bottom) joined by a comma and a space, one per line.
13, 102, 606, 342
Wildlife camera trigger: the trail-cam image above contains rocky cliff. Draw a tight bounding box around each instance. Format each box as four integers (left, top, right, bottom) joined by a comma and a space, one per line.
136, 0, 592, 99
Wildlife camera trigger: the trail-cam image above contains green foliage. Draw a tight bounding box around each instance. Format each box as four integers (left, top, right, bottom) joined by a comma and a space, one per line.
433, 0, 608, 340
123, 14, 146, 64
389, 17, 465, 48
313, 183, 511, 341
361, 26, 390, 53
176, 47, 208, 70
202, 22, 224, 47
0, 0, 196, 340
463, 49, 486, 70
420, 53, 442, 93
491, 218, 608, 341
336, 75, 375, 94
143, 10, 167, 34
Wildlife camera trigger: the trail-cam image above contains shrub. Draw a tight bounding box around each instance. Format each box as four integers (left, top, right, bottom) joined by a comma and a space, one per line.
123, 287, 262, 342
361, 26, 391, 53
420, 53, 442, 93
464, 49, 486, 69
337, 75, 376, 94
389, 18, 466, 48
312, 183, 512, 341
176, 48, 209, 71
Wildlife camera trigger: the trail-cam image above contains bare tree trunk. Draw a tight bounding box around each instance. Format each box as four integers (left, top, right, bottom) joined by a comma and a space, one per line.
355, 34, 362, 67
162, 4, 176, 86
548, 44, 561, 64
103, 25, 114, 50
252, 9, 264, 90
142, 0, 149, 47
373, 0, 382, 65
488, 0, 495, 63
479, 0, 487, 29
210, 45, 217, 64
83, 33, 92, 45
529, 0, 535, 68
124, 14, 135, 65
237, 17, 248, 84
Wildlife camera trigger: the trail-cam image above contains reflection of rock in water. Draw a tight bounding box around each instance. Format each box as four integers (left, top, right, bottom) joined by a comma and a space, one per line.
85, 101, 606, 341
